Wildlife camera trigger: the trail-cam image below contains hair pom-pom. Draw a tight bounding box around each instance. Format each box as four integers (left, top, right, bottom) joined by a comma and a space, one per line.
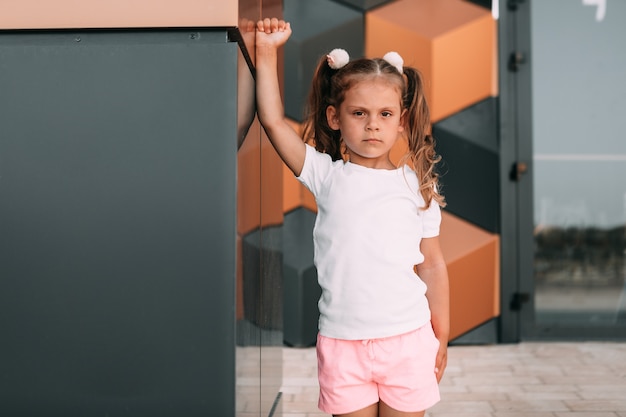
383, 51, 403, 73
327, 48, 350, 70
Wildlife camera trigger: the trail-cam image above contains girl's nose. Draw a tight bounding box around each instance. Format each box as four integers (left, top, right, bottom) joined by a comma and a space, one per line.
366, 119, 379, 131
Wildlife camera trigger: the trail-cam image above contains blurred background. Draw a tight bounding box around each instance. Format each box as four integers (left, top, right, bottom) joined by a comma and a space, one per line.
1, 0, 624, 416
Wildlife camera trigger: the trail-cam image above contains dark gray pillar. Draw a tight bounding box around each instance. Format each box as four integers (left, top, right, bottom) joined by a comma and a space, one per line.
0, 30, 237, 417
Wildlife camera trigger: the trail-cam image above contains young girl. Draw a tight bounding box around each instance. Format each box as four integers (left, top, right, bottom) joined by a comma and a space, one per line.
256, 18, 449, 417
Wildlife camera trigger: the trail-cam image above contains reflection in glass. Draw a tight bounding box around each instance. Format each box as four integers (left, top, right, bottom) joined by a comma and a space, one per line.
234, 3, 285, 414
531, 1, 626, 326
533, 160, 626, 324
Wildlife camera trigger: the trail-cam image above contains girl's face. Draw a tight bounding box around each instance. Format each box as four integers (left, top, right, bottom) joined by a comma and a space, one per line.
326, 78, 405, 169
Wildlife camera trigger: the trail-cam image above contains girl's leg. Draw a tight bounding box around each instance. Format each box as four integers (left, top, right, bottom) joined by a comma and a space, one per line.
334, 402, 378, 417
378, 400, 425, 417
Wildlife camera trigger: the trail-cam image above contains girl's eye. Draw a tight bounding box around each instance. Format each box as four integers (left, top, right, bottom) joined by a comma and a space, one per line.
381, 111, 392, 117
354, 111, 364, 116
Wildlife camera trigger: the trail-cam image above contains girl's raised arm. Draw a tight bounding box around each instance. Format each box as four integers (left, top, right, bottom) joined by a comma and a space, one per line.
255, 18, 306, 176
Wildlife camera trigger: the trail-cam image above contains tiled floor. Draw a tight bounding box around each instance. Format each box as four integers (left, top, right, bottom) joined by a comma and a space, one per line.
282, 342, 626, 417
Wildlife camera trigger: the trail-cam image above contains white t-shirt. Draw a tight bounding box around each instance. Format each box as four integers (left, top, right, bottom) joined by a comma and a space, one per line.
297, 144, 441, 340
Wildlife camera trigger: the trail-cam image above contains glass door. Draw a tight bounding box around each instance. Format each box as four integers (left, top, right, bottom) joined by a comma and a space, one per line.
522, 0, 626, 339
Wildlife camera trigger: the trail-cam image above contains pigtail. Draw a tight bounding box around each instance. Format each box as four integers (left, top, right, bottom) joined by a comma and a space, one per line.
402, 67, 446, 209
302, 56, 344, 161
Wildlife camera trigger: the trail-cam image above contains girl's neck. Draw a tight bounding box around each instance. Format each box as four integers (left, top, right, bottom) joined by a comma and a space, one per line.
347, 154, 396, 170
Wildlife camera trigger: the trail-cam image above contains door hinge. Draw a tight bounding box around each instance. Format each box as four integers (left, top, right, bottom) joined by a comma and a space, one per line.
510, 292, 530, 311
508, 51, 526, 72
507, 0, 526, 11
509, 161, 528, 181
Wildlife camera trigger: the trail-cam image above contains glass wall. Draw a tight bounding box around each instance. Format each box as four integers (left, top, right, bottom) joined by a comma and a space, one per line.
531, 1, 626, 328
235, 1, 285, 415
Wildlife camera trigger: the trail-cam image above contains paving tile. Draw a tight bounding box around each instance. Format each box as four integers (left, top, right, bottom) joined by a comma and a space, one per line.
283, 401, 325, 414
428, 413, 493, 417
441, 391, 508, 401
490, 413, 556, 417
428, 400, 494, 413
562, 364, 615, 376
490, 400, 570, 412
469, 385, 528, 394
577, 391, 626, 401
439, 384, 471, 394
507, 392, 580, 401
452, 375, 544, 386
541, 375, 626, 386
565, 400, 626, 412
521, 384, 580, 393
576, 384, 626, 393
510, 364, 565, 376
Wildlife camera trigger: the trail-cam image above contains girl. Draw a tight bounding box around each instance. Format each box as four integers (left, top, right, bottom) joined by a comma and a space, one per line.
256, 18, 449, 417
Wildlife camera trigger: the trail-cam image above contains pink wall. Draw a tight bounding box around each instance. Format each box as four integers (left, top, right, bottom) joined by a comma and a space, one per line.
0, 0, 237, 29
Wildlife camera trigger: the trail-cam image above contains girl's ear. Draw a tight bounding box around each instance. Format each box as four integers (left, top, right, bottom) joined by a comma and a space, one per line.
398, 108, 407, 133
326, 106, 340, 130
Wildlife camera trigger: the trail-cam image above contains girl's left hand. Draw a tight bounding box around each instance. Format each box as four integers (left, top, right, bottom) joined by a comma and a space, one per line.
435, 342, 448, 383
255, 18, 292, 49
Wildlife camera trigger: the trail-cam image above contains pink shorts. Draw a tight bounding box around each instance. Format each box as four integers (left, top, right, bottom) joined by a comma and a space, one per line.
316, 324, 440, 415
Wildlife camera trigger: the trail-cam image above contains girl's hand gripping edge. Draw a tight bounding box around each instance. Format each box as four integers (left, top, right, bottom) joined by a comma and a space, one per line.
256, 18, 292, 49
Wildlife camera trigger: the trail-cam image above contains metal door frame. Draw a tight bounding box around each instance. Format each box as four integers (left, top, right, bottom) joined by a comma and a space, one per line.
498, 0, 626, 342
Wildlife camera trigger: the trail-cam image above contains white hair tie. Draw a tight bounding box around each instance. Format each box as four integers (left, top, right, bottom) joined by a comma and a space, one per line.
327, 48, 350, 70
383, 51, 403, 73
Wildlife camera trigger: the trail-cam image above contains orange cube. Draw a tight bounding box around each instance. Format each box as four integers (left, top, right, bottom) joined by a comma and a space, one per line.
366, 0, 497, 122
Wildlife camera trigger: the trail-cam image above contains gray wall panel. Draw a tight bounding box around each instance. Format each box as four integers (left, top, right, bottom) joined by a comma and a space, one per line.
0, 31, 237, 416
434, 98, 500, 233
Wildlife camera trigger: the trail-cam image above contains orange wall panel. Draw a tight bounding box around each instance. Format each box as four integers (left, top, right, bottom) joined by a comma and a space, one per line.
238, 121, 285, 235
367, 0, 490, 38
0, 0, 238, 29
447, 239, 500, 339
491, 22, 499, 97
439, 211, 500, 340
238, 122, 262, 235
365, 0, 496, 122
432, 14, 495, 120
283, 119, 317, 213
260, 132, 285, 226
366, 14, 434, 106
